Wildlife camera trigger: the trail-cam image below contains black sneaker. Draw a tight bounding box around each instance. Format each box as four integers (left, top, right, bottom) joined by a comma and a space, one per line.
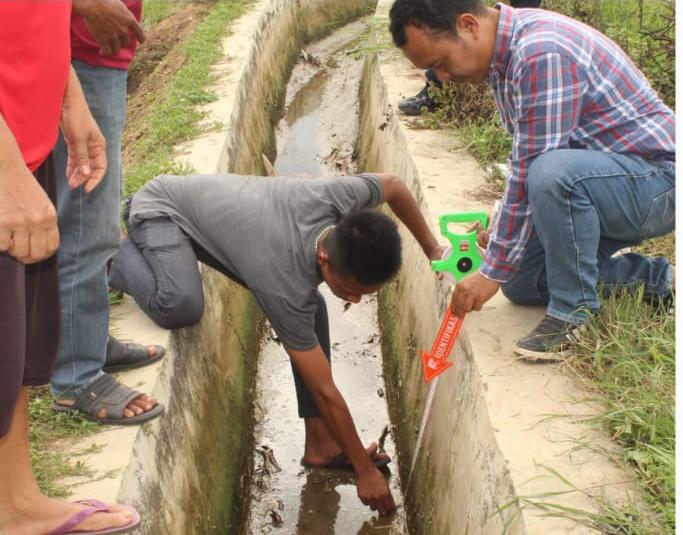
514, 315, 579, 361
398, 83, 438, 116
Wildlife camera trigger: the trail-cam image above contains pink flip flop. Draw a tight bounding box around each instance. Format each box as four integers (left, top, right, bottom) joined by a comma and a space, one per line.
47, 499, 141, 535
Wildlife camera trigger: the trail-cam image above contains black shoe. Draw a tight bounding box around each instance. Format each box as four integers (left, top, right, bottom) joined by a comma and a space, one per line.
398, 83, 438, 116
514, 315, 579, 361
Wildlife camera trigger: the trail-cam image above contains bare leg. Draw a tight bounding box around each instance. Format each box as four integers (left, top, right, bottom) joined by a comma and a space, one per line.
0, 388, 133, 534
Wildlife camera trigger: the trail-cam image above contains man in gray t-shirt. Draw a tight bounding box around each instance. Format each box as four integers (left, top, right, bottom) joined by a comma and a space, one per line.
110, 171, 445, 515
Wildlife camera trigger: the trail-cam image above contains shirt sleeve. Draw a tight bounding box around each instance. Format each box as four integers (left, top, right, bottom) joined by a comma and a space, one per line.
321, 173, 385, 214
481, 52, 587, 283
253, 291, 319, 351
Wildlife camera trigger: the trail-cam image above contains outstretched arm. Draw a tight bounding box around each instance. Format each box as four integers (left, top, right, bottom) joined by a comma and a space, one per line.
377, 173, 445, 262
286, 344, 396, 515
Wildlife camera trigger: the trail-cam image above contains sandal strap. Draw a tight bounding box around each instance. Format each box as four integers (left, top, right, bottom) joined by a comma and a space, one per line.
47, 500, 109, 535
73, 374, 142, 420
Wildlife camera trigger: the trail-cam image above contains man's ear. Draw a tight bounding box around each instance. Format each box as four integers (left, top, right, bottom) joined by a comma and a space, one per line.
456, 13, 480, 37
317, 248, 329, 267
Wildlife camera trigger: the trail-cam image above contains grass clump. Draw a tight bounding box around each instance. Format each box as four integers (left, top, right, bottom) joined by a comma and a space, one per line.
142, 0, 188, 28
28, 387, 98, 496
567, 288, 675, 533
124, 0, 249, 196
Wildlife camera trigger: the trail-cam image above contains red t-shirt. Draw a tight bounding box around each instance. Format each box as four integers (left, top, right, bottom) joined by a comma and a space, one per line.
0, 2, 72, 171
71, 0, 143, 70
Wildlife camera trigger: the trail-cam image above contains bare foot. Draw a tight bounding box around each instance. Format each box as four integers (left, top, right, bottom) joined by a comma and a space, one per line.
0, 495, 135, 535
303, 441, 388, 467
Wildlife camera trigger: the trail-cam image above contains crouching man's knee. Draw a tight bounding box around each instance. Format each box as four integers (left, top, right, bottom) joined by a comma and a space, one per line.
151, 292, 204, 330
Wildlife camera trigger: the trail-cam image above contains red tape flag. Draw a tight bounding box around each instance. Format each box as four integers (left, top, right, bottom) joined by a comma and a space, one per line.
421, 309, 464, 382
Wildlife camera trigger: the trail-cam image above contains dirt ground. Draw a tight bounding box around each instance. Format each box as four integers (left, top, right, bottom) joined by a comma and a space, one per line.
123, 2, 213, 165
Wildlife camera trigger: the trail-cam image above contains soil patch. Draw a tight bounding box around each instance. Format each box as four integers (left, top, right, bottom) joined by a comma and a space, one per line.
124, 2, 214, 164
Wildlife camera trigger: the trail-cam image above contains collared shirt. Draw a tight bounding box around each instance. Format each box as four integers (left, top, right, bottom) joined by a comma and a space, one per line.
481, 3, 675, 283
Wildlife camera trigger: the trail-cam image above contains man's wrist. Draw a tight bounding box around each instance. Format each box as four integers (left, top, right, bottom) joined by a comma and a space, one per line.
72, 0, 97, 17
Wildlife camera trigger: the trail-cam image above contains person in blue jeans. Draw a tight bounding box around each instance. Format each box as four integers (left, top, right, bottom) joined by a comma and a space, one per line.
51, 0, 165, 424
390, 0, 675, 360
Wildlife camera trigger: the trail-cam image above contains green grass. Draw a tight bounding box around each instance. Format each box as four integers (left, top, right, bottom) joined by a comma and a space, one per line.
124, 0, 249, 196
566, 286, 675, 533
141, 0, 188, 28
28, 387, 98, 496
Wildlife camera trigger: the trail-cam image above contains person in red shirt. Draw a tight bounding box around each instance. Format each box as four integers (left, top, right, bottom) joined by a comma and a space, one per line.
50, 0, 166, 426
0, 3, 140, 533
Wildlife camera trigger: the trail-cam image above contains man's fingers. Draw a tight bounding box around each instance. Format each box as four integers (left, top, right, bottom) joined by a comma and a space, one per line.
46, 225, 60, 257
129, 18, 146, 43
0, 228, 11, 252
28, 231, 47, 263
462, 293, 477, 314
8, 230, 29, 259
365, 441, 379, 457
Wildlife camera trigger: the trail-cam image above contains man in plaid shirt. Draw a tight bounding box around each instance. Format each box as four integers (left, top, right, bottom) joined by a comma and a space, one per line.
390, 0, 675, 359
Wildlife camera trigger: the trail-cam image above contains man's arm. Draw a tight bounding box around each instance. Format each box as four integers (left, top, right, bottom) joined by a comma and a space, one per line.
0, 114, 59, 263
377, 173, 445, 262
72, 0, 146, 56
286, 344, 396, 515
60, 67, 108, 193
451, 52, 586, 316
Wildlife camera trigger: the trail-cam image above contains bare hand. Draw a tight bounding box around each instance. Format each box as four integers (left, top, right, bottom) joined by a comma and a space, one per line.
77, 0, 146, 56
356, 467, 396, 516
0, 163, 59, 264
467, 220, 489, 250
450, 272, 500, 317
61, 102, 107, 194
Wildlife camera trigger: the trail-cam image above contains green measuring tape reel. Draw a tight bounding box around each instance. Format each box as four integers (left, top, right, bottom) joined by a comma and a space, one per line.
431, 211, 488, 282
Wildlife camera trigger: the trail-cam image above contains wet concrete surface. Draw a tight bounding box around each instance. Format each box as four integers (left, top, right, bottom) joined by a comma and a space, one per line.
245, 20, 409, 535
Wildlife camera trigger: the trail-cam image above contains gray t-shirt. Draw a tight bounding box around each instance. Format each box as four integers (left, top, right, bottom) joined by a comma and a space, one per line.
129, 173, 384, 350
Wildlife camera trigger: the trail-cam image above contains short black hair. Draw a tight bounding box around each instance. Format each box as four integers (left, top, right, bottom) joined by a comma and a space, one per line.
511, 0, 541, 8
389, 0, 486, 47
325, 209, 402, 285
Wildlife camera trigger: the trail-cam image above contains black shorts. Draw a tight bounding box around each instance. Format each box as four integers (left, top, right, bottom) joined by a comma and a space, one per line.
0, 155, 60, 437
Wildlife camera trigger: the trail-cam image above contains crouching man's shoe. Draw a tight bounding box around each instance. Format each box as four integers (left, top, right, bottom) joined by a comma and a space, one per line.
398, 83, 438, 116
514, 315, 580, 362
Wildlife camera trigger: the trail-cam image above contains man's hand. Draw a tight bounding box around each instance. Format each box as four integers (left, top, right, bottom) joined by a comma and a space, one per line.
450, 272, 500, 317
0, 162, 59, 264
74, 0, 146, 56
467, 220, 489, 250
287, 344, 396, 515
428, 243, 448, 263
61, 69, 107, 193
356, 466, 396, 515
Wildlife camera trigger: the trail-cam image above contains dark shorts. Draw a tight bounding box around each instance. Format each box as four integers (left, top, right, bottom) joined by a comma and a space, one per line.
0, 155, 60, 437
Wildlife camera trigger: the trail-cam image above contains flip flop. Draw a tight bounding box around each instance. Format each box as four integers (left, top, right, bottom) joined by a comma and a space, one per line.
103, 336, 165, 373
52, 373, 164, 426
47, 499, 140, 535
303, 452, 391, 471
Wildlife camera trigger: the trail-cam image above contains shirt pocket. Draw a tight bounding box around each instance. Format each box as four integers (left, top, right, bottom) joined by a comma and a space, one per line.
641, 186, 675, 239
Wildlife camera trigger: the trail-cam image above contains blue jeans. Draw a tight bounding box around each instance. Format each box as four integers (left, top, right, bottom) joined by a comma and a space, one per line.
501, 150, 675, 324
51, 60, 128, 397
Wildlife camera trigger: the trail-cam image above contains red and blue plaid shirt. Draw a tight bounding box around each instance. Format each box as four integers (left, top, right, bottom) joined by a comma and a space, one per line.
481, 3, 675, 283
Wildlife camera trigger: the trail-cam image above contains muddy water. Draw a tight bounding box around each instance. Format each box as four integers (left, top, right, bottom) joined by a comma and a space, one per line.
244, 20, 409, 535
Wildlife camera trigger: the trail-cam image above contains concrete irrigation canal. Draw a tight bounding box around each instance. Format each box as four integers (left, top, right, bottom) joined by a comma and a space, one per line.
58, 1, 640, 534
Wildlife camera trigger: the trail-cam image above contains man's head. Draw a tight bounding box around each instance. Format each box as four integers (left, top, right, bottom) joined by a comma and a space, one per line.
389, 0, 499, 84
317, 209, 402, 303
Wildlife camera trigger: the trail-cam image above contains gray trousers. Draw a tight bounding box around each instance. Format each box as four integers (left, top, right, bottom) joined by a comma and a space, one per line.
109, 216, 330, 418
